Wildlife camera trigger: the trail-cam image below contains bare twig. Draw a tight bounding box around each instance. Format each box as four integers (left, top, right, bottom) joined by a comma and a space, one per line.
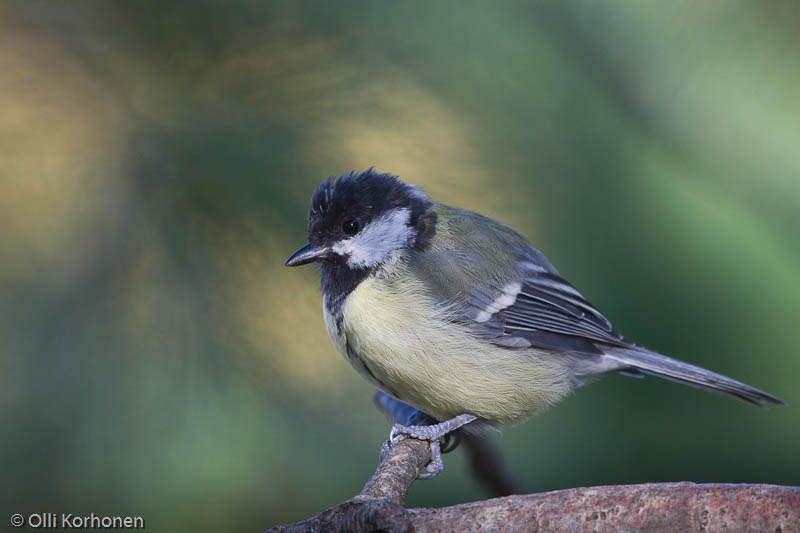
360, 438, 431, 502
371, 389, 521, 496
268, 438, 429, 533
407, 482, 800, 532
269, 434, 800, 532
461, 433, 521, 497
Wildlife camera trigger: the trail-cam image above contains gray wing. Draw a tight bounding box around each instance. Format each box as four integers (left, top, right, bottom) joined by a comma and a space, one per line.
465, 253, 631, 355
458, 248, 786, 405
407, 206, 784, 405
406, 205, 630, 355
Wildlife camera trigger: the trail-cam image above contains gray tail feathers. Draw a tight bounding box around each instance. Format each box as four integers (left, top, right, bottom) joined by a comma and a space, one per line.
604, 348, 786, 407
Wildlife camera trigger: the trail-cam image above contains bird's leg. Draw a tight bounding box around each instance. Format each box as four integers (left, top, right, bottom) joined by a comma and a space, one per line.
387, 413, 478, 479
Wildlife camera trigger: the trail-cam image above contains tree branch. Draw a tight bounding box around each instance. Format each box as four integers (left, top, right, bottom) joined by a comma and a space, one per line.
407, 482, 800, 532
268, 438, 429, 533
461, 433, 521, 497
360, 438, 431, 502
269, 433, 800, 532
371, 390, 521, 497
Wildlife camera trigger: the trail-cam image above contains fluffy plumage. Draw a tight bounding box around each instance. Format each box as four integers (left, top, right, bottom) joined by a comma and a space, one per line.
288, 169, 785, 432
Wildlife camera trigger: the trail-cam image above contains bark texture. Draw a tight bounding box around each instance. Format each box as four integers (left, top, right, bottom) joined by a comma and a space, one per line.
269, 434, 800, 532
408, 482, 799, 532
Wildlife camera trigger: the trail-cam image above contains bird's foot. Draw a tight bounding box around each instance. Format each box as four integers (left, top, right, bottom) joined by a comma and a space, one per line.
384, 413, 477, 479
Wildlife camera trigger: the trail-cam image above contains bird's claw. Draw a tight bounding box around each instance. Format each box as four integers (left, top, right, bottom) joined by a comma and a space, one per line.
417, 440, 443, 479
389, 424, 407, 445
383, 413, 478, 479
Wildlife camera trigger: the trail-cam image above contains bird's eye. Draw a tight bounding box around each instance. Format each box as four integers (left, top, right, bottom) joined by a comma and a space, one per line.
342, 218, 360, 236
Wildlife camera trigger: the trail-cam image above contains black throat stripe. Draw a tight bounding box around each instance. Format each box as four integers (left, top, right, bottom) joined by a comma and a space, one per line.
319, 259, 371, 317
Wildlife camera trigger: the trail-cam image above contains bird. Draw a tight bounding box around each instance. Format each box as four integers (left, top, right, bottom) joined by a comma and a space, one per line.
285, 168, 785, 478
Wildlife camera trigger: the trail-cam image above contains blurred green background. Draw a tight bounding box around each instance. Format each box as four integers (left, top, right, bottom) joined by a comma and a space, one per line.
2, 1, 798, 530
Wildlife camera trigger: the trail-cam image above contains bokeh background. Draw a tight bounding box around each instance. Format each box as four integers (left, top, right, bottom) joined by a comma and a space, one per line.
2, 1, 799, 530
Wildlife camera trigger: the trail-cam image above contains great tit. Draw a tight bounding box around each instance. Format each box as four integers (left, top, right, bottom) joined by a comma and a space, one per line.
285, 169, 785, 478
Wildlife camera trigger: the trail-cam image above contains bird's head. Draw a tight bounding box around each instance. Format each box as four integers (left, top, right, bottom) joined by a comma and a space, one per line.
285, 169, 436, 271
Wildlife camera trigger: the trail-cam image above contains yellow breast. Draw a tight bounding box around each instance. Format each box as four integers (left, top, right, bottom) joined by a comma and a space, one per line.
325, 262, 573, 425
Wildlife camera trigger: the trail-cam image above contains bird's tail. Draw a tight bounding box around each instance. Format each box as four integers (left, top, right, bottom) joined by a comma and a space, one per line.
603, 347, 786, 407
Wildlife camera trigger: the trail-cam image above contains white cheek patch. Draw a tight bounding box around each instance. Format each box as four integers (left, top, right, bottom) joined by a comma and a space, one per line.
474, 281, 522, 323
332, 208, 417, 268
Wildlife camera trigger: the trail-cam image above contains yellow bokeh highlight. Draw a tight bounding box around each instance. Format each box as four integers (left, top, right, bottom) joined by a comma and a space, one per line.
0, 22, 130, 288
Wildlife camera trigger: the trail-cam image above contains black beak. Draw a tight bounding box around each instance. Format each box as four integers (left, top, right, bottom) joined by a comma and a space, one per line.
285, 242, 330, 267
